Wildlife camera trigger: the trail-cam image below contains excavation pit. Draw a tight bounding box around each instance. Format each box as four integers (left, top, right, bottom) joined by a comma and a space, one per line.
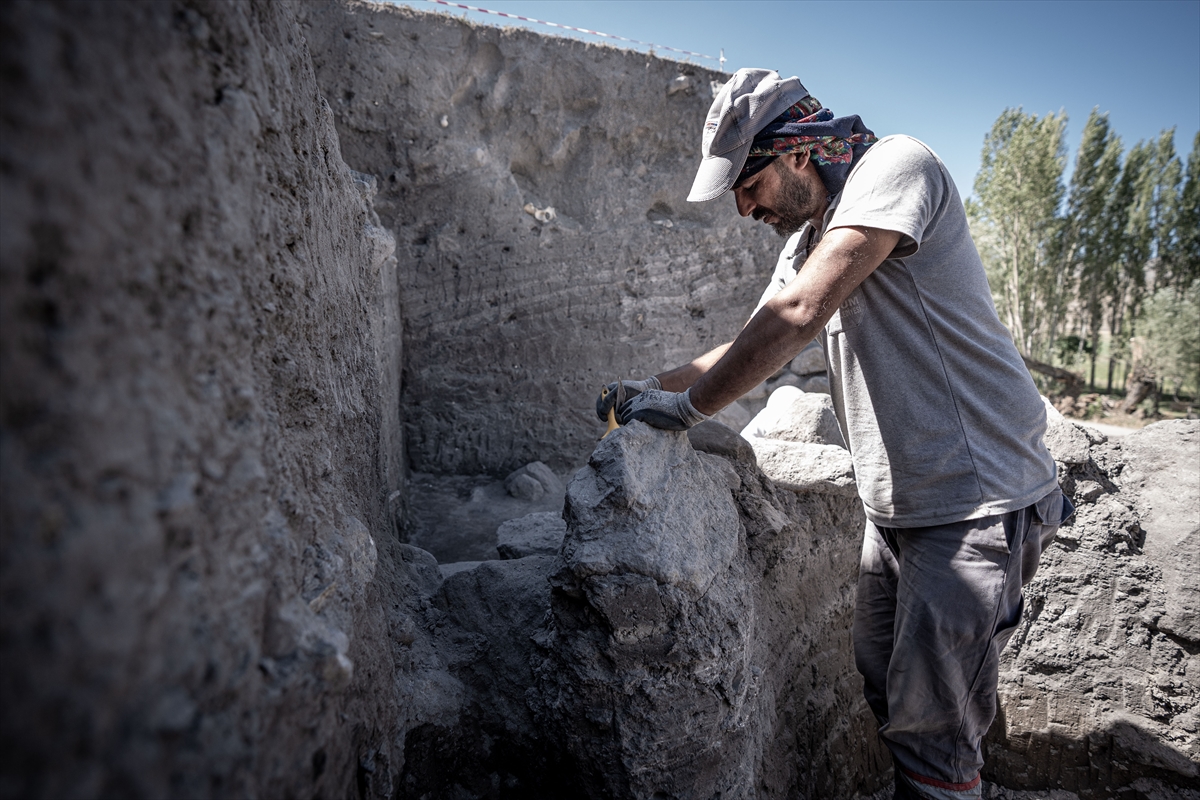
1, 2, 1196, 798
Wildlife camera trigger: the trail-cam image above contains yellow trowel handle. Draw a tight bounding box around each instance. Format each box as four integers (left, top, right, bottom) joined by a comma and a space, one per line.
602, 386, 620, 438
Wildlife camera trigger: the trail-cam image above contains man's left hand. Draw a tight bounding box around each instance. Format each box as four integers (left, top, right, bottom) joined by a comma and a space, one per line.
617, 389, 710, 431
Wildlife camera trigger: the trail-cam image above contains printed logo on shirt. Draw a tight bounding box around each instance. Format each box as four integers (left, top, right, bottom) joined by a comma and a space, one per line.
838, 289, 865, 328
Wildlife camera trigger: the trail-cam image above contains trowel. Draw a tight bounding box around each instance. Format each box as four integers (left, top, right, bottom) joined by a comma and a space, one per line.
600, 377, 626, 438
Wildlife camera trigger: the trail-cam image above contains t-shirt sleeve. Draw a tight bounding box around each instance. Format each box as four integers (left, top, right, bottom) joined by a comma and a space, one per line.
825, 136, 947, 258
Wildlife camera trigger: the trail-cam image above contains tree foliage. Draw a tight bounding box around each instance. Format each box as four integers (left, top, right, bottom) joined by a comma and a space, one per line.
1139, 283, 1200, 399
971, 108, 1200, 401
1062, 110, 1123, 386
972, 109, 1066, 360
1174, 132, 1200, 292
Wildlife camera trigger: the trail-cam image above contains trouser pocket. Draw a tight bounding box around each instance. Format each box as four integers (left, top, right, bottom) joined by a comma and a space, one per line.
1020, 488, 1074, 586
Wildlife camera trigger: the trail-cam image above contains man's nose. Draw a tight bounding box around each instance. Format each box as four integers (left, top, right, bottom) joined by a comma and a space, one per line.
733, 187, 754, 217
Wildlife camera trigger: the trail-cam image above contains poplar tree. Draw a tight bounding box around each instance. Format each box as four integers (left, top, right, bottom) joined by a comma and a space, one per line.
972, 111, 1197, 401
973, 108, 1067, 360
1120, 131, 1187, 406
1141, 130, 1182, 296
1140, 283, 1200, 401
1062, 110, 1122, 387
1105, 141, 1148, 392
1171, 131, 1200, 292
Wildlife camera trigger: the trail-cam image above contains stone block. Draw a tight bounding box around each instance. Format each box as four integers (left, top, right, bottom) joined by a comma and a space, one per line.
496, 511, 567, 559
742, 385, 846, 448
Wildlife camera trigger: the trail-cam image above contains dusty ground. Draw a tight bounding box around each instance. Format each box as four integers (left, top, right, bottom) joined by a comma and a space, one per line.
404, 468, 571, 562
1080, 420, 1136, 437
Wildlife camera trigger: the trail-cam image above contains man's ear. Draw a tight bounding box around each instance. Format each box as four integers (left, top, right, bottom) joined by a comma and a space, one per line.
779, 150, 810, 175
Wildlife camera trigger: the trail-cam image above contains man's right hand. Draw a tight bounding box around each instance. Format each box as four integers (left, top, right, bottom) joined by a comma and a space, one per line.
595, 376, 661, 421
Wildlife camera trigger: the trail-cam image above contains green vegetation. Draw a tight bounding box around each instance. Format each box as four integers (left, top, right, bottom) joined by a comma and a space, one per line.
968, 112, 1200, 411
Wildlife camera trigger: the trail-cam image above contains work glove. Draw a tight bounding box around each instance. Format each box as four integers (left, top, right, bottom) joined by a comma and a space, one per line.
617, 388, 710, 431
595, 376, 662, 422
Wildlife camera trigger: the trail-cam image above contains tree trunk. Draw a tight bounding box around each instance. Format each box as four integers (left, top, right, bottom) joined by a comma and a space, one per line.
1121, 339, 1157, 414
1022, 354, 1084, 396
1009, 216, 1026, 352
1121, 374, 1156, 414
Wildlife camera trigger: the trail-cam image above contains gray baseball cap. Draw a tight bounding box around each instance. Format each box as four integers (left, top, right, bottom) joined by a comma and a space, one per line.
687, 68, 811, 203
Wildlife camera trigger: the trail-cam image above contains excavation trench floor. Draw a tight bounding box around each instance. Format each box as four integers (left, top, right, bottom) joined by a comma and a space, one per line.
404, 469, 576, 563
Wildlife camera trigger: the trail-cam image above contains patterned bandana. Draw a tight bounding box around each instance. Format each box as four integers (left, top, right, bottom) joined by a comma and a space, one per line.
736, 96, 878, 197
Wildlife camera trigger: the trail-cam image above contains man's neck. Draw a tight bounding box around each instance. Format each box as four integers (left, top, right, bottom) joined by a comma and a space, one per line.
808, 195, 831, 231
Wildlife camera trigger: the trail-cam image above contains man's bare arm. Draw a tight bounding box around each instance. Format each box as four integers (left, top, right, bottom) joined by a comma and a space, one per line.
654, 291, 777, 391
687, 225, 902, 416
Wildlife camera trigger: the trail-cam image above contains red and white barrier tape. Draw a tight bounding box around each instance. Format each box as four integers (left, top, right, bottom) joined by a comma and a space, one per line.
424, 0, 718, 62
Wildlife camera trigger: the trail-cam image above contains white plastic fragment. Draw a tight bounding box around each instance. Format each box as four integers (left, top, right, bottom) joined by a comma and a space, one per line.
523, 202, 556, 223
668, 75, 693, 96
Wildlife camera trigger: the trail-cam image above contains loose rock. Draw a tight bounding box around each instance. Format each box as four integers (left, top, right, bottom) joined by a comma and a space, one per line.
497, 511, 567, 559
505, 461, 564, 501
749, 439, 858, 496
506, 472, 545, 501
743, 385, 846, 447
714, 398, 753, 431
799, 373, 831, 394
790, 340, 827, 376
532, 421, 885, 799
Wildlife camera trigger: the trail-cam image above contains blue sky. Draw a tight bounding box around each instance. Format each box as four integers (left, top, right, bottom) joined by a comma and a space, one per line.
385, 0, 1200, 198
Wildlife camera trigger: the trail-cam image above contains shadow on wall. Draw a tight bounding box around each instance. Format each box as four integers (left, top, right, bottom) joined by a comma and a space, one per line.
986, 715, 1200, 798
399, 719, 577, 800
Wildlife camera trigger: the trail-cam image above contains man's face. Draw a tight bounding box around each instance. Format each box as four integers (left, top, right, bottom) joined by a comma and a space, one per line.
732, 155, 824, 238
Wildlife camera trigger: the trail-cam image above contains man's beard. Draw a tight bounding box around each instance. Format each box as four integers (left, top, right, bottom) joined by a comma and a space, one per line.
753, 160, 822, 238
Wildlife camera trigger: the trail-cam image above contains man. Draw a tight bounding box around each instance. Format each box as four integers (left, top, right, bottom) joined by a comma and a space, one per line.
596, 69, 1072, 799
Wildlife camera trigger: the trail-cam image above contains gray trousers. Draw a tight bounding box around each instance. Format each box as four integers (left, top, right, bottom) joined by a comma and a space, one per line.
853, 489, 1072, 798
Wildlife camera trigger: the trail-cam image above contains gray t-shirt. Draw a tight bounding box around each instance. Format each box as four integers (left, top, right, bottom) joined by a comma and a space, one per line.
755, 135, 1057, 527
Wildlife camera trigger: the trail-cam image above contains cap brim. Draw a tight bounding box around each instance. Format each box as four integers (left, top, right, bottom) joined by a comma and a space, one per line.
687, 144, 749, 202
